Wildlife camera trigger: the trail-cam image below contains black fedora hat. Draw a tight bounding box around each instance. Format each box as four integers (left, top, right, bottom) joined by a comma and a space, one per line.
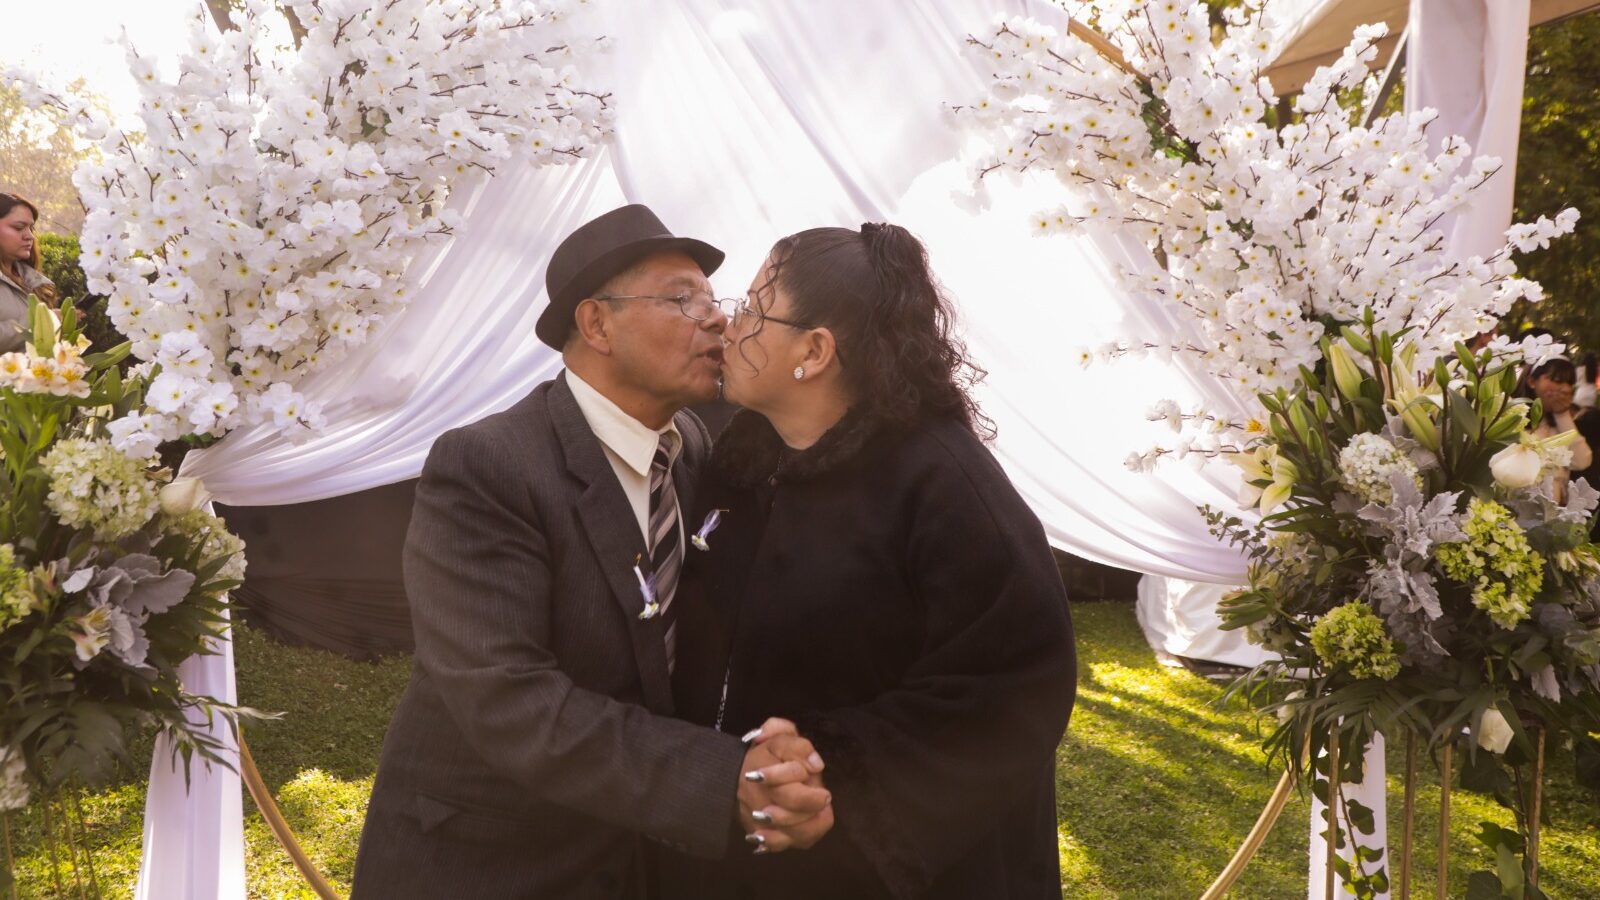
537, 204, 725, 349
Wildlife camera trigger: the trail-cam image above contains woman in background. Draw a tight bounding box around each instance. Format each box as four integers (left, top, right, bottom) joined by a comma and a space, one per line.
1521, 356, 1594, 503
0, 193, 58, 352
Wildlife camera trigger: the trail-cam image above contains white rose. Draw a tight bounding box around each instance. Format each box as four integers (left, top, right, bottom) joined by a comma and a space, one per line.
1489, 443, 1542, 489
159, 477, 211, 515
1476, 707, 1514, 755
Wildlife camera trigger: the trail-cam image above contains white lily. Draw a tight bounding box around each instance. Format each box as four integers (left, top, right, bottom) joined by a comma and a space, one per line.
1229, 445, 1298, 514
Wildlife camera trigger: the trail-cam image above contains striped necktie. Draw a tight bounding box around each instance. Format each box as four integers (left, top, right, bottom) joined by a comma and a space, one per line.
648, 433, 683, 670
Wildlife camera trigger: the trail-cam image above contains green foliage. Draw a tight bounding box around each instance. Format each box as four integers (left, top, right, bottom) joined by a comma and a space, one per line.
1511, 15, 1600, 350
32, 233, 125, 366
35, 233, 86, 302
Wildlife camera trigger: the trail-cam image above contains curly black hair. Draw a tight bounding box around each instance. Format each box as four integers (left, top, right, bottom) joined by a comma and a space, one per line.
742, 223, 992, 439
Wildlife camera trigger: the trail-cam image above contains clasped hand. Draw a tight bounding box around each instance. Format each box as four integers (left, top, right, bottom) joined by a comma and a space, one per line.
735, 717, 834, 854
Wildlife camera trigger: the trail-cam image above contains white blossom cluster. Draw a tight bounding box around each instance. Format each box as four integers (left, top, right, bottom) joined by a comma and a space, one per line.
39, 438, 162, 541
957, 0, 1577, 441
6, 0, 612, 453
1337, 432, 1421, 505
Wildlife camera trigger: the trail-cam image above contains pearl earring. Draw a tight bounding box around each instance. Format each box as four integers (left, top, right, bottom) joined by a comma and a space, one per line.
793, 366, 805, 380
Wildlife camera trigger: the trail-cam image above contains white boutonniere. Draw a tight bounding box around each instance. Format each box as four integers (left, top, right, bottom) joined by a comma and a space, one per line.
691, 509, 726, 551
632, 554, 660, 620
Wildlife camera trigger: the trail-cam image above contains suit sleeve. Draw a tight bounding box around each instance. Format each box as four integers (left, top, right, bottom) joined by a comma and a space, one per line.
796, 450, 1077, 898
404, 427, 746, 858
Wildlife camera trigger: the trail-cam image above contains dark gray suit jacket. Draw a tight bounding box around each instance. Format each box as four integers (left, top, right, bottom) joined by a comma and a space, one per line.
353, 373, 747, 899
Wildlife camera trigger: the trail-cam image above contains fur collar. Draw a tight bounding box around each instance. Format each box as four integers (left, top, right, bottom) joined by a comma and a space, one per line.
711, 407, 888, 488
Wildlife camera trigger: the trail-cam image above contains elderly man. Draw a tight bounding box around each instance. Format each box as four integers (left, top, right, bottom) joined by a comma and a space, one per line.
354, 205, 832, 898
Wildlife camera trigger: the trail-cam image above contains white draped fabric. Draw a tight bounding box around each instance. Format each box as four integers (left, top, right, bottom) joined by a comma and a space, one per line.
1406, 0, 1532, 259
1135, 576, 1274, 669
134, 0, 1535, 896
1308, 734, 1391, 900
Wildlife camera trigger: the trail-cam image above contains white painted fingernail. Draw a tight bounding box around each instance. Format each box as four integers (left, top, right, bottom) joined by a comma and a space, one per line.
741, 727, 763, 744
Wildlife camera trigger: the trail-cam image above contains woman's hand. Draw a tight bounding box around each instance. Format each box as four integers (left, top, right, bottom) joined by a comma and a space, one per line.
735, 717, 835, 853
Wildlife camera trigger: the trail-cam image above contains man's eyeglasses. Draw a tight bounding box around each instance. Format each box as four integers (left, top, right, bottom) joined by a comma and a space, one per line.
595, 290, 813, 331
595, 289, 733, 322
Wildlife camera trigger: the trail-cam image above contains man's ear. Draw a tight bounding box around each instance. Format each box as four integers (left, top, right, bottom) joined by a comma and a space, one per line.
573, 299, 615, 355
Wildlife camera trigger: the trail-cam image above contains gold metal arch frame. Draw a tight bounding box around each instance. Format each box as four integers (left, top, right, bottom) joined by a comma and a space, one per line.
239, 736, 342, 900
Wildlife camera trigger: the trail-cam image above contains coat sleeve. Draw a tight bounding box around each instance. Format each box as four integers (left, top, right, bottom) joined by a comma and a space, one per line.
796, 447, 1077, 899
404, 427, 747, 859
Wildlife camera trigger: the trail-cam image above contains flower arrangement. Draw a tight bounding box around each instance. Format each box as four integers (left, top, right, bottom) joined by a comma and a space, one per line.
954, 0, 1576, 466
4, 0, 613, 454
0, 299, 254, 840
1209, 326, 1599, 897
955, 1, 1592, 893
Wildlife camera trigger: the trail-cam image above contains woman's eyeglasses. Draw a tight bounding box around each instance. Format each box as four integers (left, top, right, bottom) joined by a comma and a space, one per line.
727, 297, 811, 330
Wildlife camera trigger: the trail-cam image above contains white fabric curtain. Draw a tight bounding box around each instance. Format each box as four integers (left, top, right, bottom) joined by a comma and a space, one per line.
178, 0, 1253, 577
1406, 0, 1531, 259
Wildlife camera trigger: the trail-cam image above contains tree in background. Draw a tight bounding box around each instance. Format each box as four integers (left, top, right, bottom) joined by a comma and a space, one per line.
1511, 14, 1600, 350
0, 81, 92, 233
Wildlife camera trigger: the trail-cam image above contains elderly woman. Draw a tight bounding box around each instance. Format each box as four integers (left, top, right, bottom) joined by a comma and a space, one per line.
663, 223, 1076, 900
0, 193, 57, 352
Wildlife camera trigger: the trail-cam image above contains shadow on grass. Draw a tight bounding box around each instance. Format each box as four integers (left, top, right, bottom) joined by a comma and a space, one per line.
1056, 606, 1311, 898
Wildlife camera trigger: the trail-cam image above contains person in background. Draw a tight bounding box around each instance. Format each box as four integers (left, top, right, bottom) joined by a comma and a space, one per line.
1520, 356, 1594, 504
0, 192, 58, 353
1570, 353, 1600, 537
1576, 351, 1598, 410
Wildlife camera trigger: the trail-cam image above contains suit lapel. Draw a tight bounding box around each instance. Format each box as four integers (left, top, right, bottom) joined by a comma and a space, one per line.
549, 373, 675, 715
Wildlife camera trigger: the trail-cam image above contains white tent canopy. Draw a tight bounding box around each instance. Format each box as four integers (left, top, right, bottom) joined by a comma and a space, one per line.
1265, 0, 1599, 92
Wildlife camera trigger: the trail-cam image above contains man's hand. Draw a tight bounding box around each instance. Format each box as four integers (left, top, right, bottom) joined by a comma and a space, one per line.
735, 718, 835, 853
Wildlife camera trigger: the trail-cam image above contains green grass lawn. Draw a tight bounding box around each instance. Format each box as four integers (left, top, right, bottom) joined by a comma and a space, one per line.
7, 602, 1600, 897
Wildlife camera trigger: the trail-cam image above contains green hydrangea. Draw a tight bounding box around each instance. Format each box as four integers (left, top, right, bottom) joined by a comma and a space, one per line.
40, 438, 160, 541
162, 509, 247, 582
0, 544, 39, 632
1310, 601, 1401, 680
1436, 497, 1544, 629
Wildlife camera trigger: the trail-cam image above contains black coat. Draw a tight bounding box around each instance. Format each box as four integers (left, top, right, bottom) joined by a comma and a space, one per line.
662, 410, 1077, 900
353, 376, 747, 899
